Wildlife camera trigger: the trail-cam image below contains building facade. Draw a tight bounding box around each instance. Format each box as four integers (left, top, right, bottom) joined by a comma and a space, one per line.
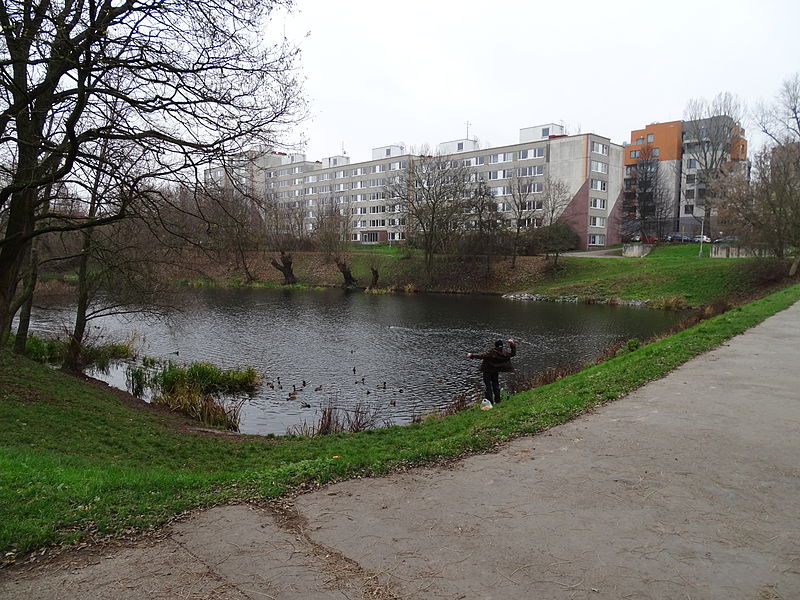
623, 117, 747, 238
206, 124, 625, 249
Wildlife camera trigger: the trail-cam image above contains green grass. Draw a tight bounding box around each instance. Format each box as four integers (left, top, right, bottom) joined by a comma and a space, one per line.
2, 282, 799, 559
533, 244, 752, 306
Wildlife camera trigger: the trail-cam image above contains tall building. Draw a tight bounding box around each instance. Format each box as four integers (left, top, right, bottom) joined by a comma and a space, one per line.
623, 117, 747, 238
206, 124, 625, 249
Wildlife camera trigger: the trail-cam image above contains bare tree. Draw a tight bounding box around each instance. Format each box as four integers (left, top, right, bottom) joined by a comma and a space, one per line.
385, 150, 475, 275
736, 74, 800, 276
538, 174, 574, 263
682, 92, 746, 233
540, 174, 572, 227
632, 145, 674, 239
754, 73, 800, 145
0, 0, 304, 344
506, 170, 536, 268
313, 194, 352, 262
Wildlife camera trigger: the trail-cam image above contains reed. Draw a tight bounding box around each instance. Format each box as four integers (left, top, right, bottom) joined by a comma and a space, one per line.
126, 359, 261, 431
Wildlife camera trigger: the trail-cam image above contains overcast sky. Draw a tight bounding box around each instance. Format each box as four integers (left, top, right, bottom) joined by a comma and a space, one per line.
276, 0, 798, 162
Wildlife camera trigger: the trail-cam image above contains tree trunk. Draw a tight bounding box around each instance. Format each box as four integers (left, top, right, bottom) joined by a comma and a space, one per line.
369, 266, 379, 288
0, 188, 37, 346
511, 226, 521, 269
789, 253, 800, 278
12, 238, 37, 354
270, 251, 297, 285
237, 239, 256, 283
63, 228, 93, 373
336, 260, 357, 287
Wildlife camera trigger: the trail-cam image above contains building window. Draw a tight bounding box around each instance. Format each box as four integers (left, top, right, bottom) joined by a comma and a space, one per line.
685, 189, 695, 200
488, 171, 500, 180
489, 153, 512, 164
591, 160, 609, 174
588, 234, 606, 246
686, 174, 695, 183
630, 150, 641, 159
523, 199, 543, 210
474, 156, 485, 165
687, 158, 697, 169
591, 141, 609, 155
457, 142, 464, 151
590, 216, 606, 227
590, 179, 607, 191
519, 165, 544, 177
647, 133, 654, 143
652, 148, 660, 157
636, 137, 644, 145
684, 204, 694, 214
589, 197, 607, 209
542, 127, 550, 137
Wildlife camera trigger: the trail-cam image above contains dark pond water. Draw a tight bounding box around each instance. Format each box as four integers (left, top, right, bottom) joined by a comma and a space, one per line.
27, 288, 684, 435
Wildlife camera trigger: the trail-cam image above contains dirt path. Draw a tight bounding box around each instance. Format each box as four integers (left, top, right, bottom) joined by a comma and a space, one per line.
2, 303, 799, 599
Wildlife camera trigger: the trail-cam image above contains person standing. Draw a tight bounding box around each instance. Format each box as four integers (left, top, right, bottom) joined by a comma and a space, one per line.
466, 339, 516, 405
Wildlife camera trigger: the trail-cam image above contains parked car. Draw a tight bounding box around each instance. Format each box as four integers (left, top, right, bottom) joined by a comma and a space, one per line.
631, 234, 659, 243
713, 236, 737, 244
692, 235, 711, 243
665, 234, 693, 242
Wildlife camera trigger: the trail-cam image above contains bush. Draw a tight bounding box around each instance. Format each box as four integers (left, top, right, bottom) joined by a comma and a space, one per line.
736, 257, 791, 286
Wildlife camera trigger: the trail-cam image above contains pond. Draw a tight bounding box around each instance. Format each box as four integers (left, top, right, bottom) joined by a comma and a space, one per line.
27, 288, 685, 435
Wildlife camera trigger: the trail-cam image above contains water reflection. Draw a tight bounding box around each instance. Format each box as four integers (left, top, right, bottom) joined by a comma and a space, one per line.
27, 288, 684, 435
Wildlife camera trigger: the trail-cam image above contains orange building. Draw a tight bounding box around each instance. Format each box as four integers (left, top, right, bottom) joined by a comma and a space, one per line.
624, 117, 748, 239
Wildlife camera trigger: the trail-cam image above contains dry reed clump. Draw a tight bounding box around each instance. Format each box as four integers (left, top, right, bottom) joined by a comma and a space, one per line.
651, 295, 690, 311
287, 400, 385, 436
153, 388, 244, 431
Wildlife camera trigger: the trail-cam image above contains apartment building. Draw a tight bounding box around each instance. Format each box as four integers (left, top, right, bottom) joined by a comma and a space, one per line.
623, 117, 747, 237
205, 123, 625, 250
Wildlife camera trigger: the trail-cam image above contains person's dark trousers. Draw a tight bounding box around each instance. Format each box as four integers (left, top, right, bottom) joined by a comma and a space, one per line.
483, 372, 501, 403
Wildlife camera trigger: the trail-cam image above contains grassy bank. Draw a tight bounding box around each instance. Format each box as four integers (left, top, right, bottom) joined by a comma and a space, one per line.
151, 243, 773, 308
2, 282, 800, 561
532, 244, 753, 307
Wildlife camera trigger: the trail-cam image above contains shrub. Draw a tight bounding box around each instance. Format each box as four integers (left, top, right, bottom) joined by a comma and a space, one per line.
736, 257, 791, 286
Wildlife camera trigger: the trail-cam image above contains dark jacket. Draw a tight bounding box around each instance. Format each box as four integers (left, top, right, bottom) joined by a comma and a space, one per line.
470, 341, 516, 373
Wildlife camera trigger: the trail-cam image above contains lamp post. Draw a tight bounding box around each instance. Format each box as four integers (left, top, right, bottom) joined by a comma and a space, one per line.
698, 215, 705, 258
